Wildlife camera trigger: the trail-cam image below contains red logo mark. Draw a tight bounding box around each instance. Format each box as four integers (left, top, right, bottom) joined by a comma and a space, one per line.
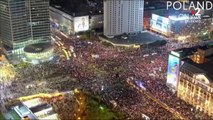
191, 11, 196, 15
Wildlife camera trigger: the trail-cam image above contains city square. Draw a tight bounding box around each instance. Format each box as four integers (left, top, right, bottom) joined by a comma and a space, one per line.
1, 0, 213, 120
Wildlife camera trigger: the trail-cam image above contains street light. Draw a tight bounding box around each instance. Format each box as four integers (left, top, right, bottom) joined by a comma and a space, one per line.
99, 106, 104, 111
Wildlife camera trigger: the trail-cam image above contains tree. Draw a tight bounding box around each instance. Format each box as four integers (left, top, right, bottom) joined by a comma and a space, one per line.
0, 63, 16, 83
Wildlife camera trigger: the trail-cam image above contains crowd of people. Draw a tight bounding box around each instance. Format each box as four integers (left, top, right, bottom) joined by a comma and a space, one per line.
4, 31, 213, 119
50, 93, 76, 120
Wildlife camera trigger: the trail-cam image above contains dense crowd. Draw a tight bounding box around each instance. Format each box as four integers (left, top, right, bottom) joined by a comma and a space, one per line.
50, 94, 76, 120
178, 18, 212, 38
6, 31, 213, 119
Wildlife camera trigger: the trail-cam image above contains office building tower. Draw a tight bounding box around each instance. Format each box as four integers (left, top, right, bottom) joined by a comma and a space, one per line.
104, 0, 144, 38
0, 0, 50, 54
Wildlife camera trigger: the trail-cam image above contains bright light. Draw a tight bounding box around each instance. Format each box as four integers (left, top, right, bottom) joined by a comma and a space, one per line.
74, 16, 89, 32
163, 18, 169, 24
74, 88, 80, 93
150, 14, 170, 35
171, 51, 180, 57
152, 14, 158, 20
203, 32, 208, 35
60, 31, 68, 38
169, 15, 189, 21
51, 36, 56, 41
18, 93, 63, 101
56, 36, 61, 40
177, 36, 190, 41
99, 106, 104, 110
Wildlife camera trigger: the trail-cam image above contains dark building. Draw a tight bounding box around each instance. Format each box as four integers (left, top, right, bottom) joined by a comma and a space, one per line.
50, 0, 103, 35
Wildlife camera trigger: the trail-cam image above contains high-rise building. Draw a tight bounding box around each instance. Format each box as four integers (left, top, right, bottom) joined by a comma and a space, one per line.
104, 0, 144, 38
0, 0, 50, 55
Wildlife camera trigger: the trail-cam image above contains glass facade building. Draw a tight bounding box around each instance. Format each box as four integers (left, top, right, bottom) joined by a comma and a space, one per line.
0, 0, 50, 54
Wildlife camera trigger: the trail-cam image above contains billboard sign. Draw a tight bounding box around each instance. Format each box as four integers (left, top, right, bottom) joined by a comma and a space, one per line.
150, 14, 170, 35
74, 16, 89, 32
167, 54, 180, 90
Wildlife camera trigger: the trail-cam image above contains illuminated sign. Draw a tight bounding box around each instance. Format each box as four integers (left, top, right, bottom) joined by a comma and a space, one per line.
169, 15, 189, 21
150, 14, 170, 35
169, 14, 201, 23
171, 51, 180, 57
167, 55, 180, 90
74, 16, 89, 32
152, 14, 158, 21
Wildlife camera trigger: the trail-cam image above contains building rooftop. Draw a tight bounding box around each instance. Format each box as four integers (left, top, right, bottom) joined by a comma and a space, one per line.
181, 58, 213, 82
179, 43, 213, 82
172, 46, 199, 58
50, 0, 103, 17
30, 103, 51, 113
199, 44, 213, 51
101, 32, 165, 45
24, 43, 53, 53
14, 98, 58, 120
172, 44, 213, 58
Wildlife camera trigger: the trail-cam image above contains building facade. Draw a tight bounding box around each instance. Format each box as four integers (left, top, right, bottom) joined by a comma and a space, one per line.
0, 0, 50, 55
191, 47, 213, 64
104, 0, 144, 38
50, 7, 75, 35
50, 6, 103, 35
178, 64, 213, 116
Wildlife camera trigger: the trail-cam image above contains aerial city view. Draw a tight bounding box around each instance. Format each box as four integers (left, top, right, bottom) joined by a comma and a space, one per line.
0, 0, 213, 119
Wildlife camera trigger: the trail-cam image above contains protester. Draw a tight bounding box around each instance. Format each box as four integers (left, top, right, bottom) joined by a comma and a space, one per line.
5, 32, 212, 120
